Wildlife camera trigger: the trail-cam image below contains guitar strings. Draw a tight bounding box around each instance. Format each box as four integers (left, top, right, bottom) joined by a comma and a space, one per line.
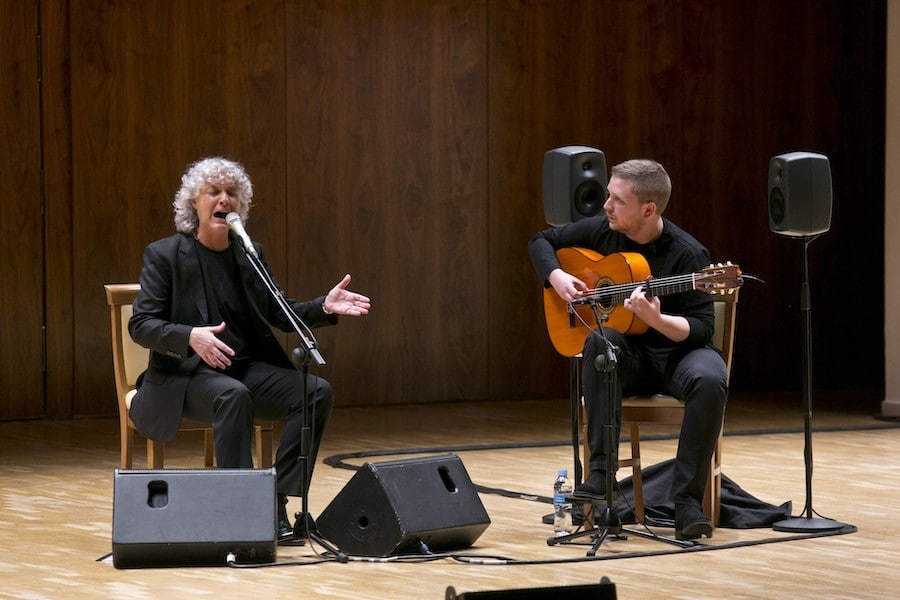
578, 273, 698, 304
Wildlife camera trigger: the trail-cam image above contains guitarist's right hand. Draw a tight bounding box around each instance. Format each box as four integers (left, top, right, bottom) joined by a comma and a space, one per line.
548, 268, 590, 303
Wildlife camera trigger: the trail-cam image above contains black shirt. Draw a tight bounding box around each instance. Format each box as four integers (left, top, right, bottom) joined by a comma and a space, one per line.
194, 239, 256, 375
528, 215, 715, 351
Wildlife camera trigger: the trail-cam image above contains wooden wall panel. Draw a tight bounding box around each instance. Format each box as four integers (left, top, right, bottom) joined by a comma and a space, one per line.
0, 0, 44, 419
1, 0, 885, 418
488, 0, 687, 400
679, 1, 883, 394
490, 0, 884, 403
285, 0, 489, 405
42, 0, 74, 418
67, 0, 285, 415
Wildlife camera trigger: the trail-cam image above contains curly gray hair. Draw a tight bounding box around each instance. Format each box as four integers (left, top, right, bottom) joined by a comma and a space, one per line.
172, 157, 254, 234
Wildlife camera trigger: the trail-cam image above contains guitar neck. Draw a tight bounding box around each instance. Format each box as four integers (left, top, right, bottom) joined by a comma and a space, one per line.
583, 272, 698, 306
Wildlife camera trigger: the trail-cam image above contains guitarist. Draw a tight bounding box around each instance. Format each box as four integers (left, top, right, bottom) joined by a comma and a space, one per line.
528, 159, 727, 540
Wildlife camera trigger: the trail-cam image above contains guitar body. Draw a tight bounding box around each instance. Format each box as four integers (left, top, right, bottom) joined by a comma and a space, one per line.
543, 248, 652, 357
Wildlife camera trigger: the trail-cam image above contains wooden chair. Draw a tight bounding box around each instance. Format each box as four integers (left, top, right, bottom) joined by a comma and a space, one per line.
105, 283, 274, 469
581, 290, 739, 527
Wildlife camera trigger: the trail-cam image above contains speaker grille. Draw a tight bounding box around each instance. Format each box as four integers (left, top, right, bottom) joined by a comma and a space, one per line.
574, 179, 604, 220
768, 187, 785, 227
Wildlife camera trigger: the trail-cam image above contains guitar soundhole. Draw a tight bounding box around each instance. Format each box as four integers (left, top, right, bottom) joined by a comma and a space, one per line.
594, 281, 615, 310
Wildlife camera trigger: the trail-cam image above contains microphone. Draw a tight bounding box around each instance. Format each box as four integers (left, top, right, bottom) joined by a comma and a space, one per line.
225, 212, 258, 257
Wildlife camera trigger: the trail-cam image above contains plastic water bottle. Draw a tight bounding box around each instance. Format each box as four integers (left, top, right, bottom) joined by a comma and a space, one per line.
553, 468, 574, 535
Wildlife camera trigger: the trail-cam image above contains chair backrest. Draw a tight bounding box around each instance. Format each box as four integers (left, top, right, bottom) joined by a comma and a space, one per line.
105, 284, 146, 411
710, 290, 739, 378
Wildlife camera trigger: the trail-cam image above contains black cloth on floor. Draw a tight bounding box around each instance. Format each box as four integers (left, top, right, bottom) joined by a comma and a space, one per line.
549, 459, 793, 528
613, 458, 792, 528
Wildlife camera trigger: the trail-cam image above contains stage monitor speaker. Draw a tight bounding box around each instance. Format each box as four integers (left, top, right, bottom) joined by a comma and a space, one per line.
111, 468, 277, 568
446, 577, 618, 599
767, 151, 832, 237
542, 146, 607, 226
316, 453, 490, 557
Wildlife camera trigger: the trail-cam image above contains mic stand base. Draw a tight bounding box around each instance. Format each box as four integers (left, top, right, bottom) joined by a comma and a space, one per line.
547, 497, 696, 553
772, 516, 848, 533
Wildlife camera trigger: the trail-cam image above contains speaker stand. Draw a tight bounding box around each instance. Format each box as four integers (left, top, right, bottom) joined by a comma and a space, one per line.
772, 236, 849, 533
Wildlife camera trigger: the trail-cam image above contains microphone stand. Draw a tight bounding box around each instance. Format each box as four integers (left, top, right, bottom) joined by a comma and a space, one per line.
548, 301, 693, 554
580, 308, 624, 555
236, 241, 343, 556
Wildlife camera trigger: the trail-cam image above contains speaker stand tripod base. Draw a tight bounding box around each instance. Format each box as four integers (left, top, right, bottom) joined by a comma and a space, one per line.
772, 516, 847, 533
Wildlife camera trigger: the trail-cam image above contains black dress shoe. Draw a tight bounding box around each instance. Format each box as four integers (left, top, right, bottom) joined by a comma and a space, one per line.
292, 511, 318, 538
675, 505, 713, 541
277, 495, 294, 540
278, 517, 294, 540
576, 471, 607, 497
575, 470, 615, 501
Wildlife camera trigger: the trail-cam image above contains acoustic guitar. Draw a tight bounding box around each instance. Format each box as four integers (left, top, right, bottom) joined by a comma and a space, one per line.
544, 247, 742, 357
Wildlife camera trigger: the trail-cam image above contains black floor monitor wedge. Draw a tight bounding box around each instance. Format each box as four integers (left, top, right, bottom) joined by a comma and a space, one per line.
112, 468, 277, 568
317, 453, 490, 557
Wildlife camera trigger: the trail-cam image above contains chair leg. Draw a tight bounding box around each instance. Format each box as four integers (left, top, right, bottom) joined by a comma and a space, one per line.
147, 439, 165, 469
121, 423, 135, 469
203, 429, 215, 467
702, 430, 723, 526
580, 406, 590, 483
254, 425, 273, 468
713, 433, 722, 525
629, 423, 645, 524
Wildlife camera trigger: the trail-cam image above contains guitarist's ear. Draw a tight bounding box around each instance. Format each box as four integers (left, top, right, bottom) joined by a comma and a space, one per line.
642, 201, 658, 218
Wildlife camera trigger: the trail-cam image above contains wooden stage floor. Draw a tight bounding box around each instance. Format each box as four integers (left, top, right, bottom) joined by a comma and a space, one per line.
0, 391, 897, 599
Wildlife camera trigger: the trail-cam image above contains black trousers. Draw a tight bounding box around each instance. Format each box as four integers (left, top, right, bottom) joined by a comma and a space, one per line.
582, 328, 728, 508
182, 362, 334, 498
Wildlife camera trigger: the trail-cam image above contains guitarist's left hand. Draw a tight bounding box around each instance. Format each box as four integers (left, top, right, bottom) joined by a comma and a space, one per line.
623, 285, 660, 323
624, 285, 690, 342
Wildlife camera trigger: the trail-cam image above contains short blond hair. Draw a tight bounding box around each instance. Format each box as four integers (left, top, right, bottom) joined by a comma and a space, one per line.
611, 159, 671, 213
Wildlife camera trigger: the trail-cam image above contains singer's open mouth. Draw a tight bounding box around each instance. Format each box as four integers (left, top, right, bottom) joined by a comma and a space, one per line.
213, 211, 229, 219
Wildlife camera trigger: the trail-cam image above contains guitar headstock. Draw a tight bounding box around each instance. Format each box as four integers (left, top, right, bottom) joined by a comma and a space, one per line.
696, 262, 742, 294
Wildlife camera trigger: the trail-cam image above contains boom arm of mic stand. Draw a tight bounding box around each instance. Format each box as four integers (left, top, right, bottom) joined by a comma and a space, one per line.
241, 246, 326, 367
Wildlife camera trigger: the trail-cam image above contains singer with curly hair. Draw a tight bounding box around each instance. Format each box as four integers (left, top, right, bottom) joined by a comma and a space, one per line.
129, 156, 371, 541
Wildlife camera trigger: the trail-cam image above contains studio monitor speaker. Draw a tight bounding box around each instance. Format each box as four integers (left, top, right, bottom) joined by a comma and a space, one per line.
542, 146, 607, 226
111, 468, 277, 568
316, 453, 491, 557
768, 151, 832, 237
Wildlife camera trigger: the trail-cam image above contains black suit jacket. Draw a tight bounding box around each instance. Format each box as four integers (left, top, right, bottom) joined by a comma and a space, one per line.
127, 233, 336, 442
